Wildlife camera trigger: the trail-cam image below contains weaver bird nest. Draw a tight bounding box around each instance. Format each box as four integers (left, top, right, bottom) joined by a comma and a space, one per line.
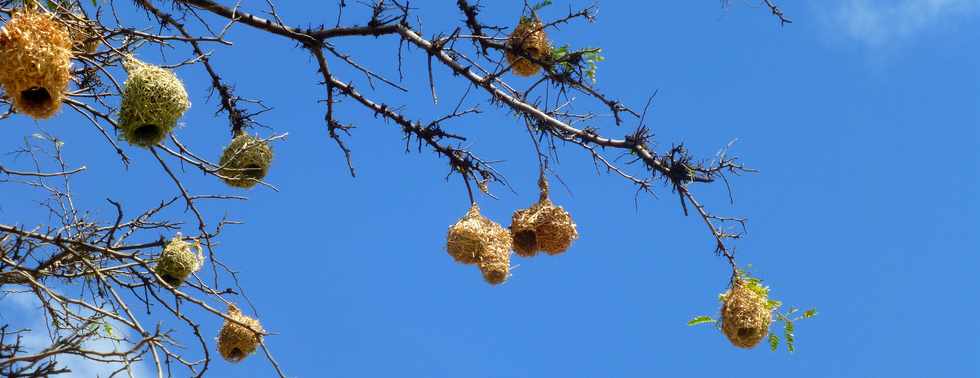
510, 177, 578, 257
217, 304, 265, 363
153, 236, 203, 287
506, 16, 549, 77
218, 134, 274, 188
118, 57, 191, 147
446, 204, 512, 285
720, 280, 773, 348
0, 8, 73, 119
59, 12, 100, 54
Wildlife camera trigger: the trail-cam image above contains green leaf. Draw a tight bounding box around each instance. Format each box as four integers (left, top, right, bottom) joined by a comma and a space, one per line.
532, 0, 553, 11
784, 320, 796, 352
803, 308, 818, 319
687, 315, 716, 326
768, 333, 779, 351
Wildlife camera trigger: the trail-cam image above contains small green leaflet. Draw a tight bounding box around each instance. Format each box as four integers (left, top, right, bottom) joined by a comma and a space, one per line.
803, 309, 818, 319
784, 320, 796, 352
532, 0, 553, 11
768, 333, 779, 351
686, 315, 716, 326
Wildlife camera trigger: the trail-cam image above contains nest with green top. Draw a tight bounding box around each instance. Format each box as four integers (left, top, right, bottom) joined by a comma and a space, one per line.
446, 203, 512, 285
217, 304, 265, 363
154, 236, 203, 287
0, 8, 73, 119
720, 279, 773, 348
506, 15, 550, 77
509, 175, 578, 257
117, 57, 191, 147
218, 133, 274, 188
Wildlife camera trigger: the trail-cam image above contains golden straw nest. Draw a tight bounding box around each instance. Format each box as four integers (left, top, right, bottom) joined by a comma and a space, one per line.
505, 16, 549, 77
509, 178, 578, 257
218, 134, 274, 189
720, 280, 773, 349
118, 57, 191, 147
59, 12, 100, 54
217, 304, 265, 363
153, 236, 202, 287
446, 204, 513, 284
0, 8, 73, 119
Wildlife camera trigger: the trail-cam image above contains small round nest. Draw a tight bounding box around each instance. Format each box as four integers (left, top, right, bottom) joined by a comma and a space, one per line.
153, 236, 202, 287
60, 13, 100, 54
217, 304, 264, 363
509, 178, 578, 257
446, 204, 513, 284
720, 281, 773, 349
117, 57, 191, 147
505, 16, 549, 77
0, 9, 73, 119
218, 134, 274, 188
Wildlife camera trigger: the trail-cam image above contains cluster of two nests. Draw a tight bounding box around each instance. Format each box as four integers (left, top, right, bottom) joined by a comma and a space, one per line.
152, 237, 265, 362
446, 178, 578, 285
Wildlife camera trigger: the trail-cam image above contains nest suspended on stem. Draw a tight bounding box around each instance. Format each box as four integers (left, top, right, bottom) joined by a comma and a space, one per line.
446, 204, 513, 284
218, 133, 274, 188
117, 57, 191, 147
217, 304, 265, 363
153, 236, 203, 287
505, 15, 550, 77
720, 280, 773, 349
0, 8, 73, 119
509, 175, 578, 257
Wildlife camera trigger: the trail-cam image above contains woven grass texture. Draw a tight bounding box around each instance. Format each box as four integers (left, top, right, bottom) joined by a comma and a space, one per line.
218, 134, 274, 188
446, 204, 513, 284
217, 305, 265, 363
0, 9, 73, 119
506, 16, 549, 77
509, 177, 578, 257
118, 57, 191, 147
153, 236, 202, 287
720, 281, 773, 348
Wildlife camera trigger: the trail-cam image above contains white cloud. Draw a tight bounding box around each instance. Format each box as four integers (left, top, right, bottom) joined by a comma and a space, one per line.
1, 294, 153, 378
832, 0, 980, 46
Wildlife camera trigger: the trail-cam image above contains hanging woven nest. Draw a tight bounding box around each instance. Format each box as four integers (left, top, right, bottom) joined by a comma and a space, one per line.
217, 304, 265, 363
117, 57, 191, 147
59, 12, 100, 55
446, 203, 513, 284
0, 8, 73, 119
218, 133, 274, 188
505, 15, 549, 77
720, 280, 773, 349
509, 176, 578, 257
153, 236, 202, 287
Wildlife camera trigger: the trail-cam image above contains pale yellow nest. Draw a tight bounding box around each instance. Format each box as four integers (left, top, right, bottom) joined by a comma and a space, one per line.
217, 304, 265, 363
446, 204, 513, 285
720, 281, 773, 348
218, 134, 274, 188
153, 236, 202, 287
509, 178, 578, 257
505, 16, 549, 77
118, 57, 191, 147
0, 8, 73, 119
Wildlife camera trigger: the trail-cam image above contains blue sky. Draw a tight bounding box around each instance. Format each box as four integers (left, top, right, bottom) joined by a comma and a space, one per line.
1, 1, 978, 377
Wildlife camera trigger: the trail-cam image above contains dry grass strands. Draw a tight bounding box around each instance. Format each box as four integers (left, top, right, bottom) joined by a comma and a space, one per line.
217, 304, 265, 363
59, 13, 100, 54
720, 281, 773, 349
118, 57, 191, 147
0, 9, 73, 119
218, 134, 274, 188
506, 16, 549, 77
446, 204, 513, 284
509, 177, 578, 256
153, 236, 202, 287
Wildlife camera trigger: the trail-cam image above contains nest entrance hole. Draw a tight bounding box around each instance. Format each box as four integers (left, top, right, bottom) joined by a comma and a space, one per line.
132, 124, 164, 145
228, 348, 243, 361
737, 327, 754, 338
161, 273, 181, 286
242, 164, 264, 180
514, 230, 537, 250
20, 87, 51, 109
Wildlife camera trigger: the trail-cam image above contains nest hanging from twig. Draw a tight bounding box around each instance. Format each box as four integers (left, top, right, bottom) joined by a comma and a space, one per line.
0, 8, 73, 119
59, 12, 100, 54
218, 134, 274, 188
446, 204, 512, 284
506, 16, 549, 77
509, 176, 578, 257
153, 236, 202, 287
720, 280, 772, 349
217, 304, 265, 363
117, 57, 191, 147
